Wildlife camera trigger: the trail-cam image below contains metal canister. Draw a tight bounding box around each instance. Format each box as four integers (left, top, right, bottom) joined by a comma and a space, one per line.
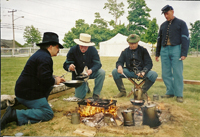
153, 94, 159, 101
71, 113, 80, 124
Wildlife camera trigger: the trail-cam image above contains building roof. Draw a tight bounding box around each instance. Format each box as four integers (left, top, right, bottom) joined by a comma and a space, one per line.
1, 39, 23, 48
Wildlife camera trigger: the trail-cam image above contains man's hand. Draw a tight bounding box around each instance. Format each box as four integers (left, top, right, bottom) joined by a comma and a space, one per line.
180, 56, 186, 60
136, 72, 145, 78
87, 69, 92, 76
117, 65, 123, 74
69, 64, 76, 71
55, 77, 65, 85
155, 56, 159, 62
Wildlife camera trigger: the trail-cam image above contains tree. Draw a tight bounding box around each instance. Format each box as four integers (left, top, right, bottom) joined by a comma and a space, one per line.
93, 12, 108, 28
190, 20, 200, 55
143, 18, 158, 43
143, 18, 159, 55
63, 19, 90, 48
23, 25, 42, 47
103, 0, 125, 26
127, 0, 151, 35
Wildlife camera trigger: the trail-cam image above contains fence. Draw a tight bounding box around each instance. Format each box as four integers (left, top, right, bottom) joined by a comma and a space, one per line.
1, 47, 70, 57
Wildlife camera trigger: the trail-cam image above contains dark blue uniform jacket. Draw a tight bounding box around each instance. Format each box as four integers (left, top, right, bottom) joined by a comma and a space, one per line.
116, 45, 153, 74
156, 17, 190, 57
15, 49, 55, 100
63, 45, 102, 80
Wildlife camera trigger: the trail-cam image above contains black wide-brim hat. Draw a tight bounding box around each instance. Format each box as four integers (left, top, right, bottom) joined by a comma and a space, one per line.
36, 32, 64, 49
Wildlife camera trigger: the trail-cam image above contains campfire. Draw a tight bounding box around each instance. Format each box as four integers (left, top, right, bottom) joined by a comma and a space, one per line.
78, 98, 118, 117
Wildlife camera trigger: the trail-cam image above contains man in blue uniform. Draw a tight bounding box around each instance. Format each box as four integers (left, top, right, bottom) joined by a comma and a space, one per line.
63, 33, 105, 100
155, 5, 190, 103
112, 34, 158, 98
1, 32, 65, 130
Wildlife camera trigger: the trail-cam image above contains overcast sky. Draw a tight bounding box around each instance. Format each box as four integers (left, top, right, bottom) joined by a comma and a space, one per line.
1, 0, 200, 45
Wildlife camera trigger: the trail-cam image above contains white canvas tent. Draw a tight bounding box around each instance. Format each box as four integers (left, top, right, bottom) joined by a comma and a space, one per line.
99, 33, 152, 57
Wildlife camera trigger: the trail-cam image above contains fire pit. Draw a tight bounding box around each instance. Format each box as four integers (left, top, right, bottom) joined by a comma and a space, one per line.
68, 97, 171, 129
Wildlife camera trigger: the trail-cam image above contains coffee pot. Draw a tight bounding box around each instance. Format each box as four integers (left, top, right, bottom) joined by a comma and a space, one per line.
121, 109, 135, 126
141, 104, 161, 128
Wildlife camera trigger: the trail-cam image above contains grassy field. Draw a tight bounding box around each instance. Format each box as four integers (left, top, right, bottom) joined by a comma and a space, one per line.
1, 56, 200, 136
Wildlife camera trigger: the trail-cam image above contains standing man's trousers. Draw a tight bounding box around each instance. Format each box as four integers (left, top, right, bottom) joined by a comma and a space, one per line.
160, 45, 183, 97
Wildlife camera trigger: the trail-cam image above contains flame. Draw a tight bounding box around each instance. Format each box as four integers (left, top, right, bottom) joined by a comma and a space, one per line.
78, 99, 118, 117
156, 102, 165, 110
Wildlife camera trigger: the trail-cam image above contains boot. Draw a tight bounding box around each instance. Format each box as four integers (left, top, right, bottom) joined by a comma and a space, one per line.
113, 78, 126, 98
1, 106, 18, 130
92, 94, 99, 101
142, 78, 154, 94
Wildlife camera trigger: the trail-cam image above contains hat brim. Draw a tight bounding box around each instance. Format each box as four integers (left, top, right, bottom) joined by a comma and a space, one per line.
74, 39, 95, 46
36, 41, 64, 49
127, 39, 140, 44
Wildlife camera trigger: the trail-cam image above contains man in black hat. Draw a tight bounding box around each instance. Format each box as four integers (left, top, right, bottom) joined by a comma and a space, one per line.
1, 32, 65, 130
112, 34, 158, 98
155, 5, 190, 103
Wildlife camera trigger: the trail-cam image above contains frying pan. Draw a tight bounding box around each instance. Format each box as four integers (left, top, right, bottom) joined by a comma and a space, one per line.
63, 80, 84, 87
76, 75, 89, 80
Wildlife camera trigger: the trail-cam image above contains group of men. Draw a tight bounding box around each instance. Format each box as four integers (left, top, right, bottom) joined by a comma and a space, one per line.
1, 5, 189, 130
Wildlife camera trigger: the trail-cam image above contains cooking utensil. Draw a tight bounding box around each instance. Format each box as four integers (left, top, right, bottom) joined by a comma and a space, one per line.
121, 109, 135, 126
153, 94, 159, 101
122, 73, 128, 79
74, 68, 78, 75
76, 75, 89, 80
60, 72, 68, 78
63, 80, 83, 87
141, 103, 161, 128
71, 113, 80, 124
130, 99, 145, 106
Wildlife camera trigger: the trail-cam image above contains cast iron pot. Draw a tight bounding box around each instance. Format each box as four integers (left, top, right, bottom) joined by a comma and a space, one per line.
63, 80, 84, 87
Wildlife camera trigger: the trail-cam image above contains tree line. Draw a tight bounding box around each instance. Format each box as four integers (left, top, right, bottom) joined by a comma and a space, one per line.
23, 0, 200, 52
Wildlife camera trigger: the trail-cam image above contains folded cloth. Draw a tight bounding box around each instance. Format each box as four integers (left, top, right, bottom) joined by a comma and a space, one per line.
1, 95, 16, 110
63, 96, 82, 102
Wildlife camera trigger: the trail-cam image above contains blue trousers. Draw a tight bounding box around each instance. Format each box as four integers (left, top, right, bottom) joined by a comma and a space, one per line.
75, 69, 105, 99
16, 97, 54, 126
160, 45, 183, 97
112, 68, 158, 83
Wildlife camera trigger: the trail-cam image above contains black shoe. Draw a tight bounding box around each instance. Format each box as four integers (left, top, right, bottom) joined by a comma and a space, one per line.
176, 97, 183, 103
161, 95, 174, 98
92, 94, 99, 101
1, 106, 17, 130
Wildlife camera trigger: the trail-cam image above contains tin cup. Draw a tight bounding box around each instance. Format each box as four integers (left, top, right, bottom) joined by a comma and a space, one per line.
104, 113, 112, 123
153, 94, 159, 101
71, 113, 80, 124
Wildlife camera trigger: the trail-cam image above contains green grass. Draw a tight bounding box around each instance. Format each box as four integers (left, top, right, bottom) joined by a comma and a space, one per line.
1, 56, 200, 136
